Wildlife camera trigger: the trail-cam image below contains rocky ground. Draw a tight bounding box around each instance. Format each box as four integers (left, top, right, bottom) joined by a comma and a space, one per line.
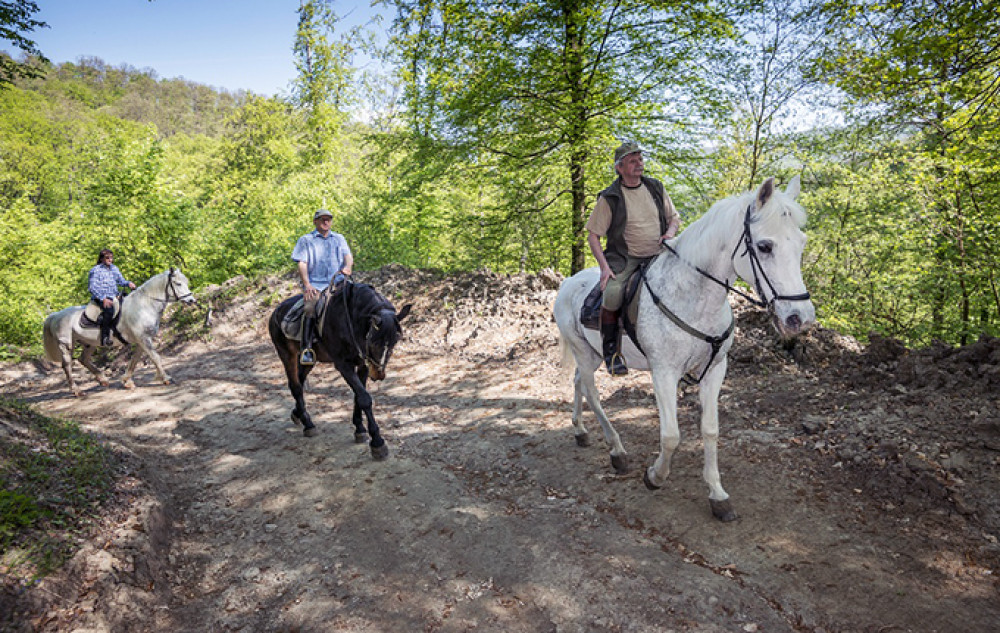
2, 264, 998, 632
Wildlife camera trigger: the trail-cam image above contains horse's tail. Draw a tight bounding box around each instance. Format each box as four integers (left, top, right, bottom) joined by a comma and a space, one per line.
558, 332, 577, 378
42, 313, 63, 362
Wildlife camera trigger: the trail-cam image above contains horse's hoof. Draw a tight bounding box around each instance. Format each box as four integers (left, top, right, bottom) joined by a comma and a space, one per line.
99, 380, 109, 388
163, 379, 172, 385
303, 425, 318, 438
355, 432, 370, 444
371, 443, 389, 460
643, 468, 662, 490
574, 432, 590, 447
610, 454, 628, 474
123, 381, 135, 390
710, 499, 738, 522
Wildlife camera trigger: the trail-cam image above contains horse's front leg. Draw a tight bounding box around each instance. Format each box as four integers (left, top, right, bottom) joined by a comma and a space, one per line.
139, 338, 172, 385
78, 345, 110, 388
351, 364, 371, 445
698, 360, 737, 522
336, 361, 387, 460
122, 345, 142, 389
643, 367, 680, 491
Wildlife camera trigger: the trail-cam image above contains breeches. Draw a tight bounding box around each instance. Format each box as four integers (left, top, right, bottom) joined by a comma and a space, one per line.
602, 256, 650, 311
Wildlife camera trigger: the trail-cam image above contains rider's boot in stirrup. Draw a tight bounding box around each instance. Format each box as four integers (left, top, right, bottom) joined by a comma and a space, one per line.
299, 316, 316, 365
600, 309, 628, 376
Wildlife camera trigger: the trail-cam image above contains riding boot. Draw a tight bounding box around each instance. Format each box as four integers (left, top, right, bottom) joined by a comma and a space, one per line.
99, 306, 113, 346
600, 309, 628, 376
299, 316, 316, 365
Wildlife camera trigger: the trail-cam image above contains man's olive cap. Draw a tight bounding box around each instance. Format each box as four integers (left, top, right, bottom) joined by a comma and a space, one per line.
614, 141, 642, 163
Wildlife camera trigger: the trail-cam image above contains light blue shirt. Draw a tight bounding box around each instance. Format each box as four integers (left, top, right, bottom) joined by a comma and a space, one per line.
291, 230, 352, 291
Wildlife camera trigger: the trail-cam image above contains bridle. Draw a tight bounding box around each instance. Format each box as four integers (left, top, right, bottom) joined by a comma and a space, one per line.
339, 280, 393, 372
641, 202, 809, 383
665, 202, 811, 309
163, 268, 195, 303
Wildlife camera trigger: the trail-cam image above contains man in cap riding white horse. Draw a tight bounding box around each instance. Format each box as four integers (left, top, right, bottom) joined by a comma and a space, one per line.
585, 141, 681, 375
292, 208, 354, 365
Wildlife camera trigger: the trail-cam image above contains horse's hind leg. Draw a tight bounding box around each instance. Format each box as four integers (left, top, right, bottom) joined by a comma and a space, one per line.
288, 362, 317, 437
571, 368, 589, 446
576, 362, 628, 474
59, 345, 81, 397
78, 346, 110, 389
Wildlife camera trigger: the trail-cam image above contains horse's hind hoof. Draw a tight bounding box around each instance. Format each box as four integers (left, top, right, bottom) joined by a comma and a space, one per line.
575, 432, 590, 447
643, 468, 662, 490
355, 432, 370, 444
371, 443, 389, 460
610, 454, 628, 474
303, 425, 318, 438
710, 499, 738, 522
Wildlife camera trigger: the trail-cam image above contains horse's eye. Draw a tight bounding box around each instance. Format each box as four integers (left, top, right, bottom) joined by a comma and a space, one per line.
756, 241, 773, 255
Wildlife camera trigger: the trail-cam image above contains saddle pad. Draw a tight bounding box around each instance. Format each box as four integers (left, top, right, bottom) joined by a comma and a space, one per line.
580, 283, 602, 330
81, 298, 121, 328
281, 299, 306, 340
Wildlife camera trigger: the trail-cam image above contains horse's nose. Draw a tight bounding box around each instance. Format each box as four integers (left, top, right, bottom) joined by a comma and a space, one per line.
785, 313, 802, 332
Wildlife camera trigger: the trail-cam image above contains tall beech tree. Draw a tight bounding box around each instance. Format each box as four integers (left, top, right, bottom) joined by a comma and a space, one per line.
388, 0, 733, 272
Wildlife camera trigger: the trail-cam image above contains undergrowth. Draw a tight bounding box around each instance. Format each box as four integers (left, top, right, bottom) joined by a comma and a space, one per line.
0, 396, 119, 587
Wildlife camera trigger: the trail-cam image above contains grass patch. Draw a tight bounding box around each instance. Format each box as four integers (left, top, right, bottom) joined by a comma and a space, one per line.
0, 396, 120, 585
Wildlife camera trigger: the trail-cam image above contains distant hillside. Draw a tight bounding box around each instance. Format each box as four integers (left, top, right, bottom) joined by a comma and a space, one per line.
14, 56, 253, 138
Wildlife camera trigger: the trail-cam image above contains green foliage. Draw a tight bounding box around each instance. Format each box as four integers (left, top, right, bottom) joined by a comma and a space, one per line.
0, 396, 119, 580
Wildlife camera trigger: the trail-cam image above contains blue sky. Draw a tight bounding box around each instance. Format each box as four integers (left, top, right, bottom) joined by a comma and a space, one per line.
17, 1, 387, 97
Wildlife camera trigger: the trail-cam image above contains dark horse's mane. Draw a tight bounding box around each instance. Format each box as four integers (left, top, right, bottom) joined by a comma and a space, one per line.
325, 282, 403, 356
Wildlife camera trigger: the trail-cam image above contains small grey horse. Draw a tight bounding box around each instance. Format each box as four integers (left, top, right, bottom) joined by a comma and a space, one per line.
43, 268, 196, 396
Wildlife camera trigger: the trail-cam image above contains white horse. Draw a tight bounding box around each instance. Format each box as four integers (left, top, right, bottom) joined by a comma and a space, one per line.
43, 268, 197, 396
554, 176, 815, 521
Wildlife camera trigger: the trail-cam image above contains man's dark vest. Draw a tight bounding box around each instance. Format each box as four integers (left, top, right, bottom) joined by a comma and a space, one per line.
598, 175, 669, 273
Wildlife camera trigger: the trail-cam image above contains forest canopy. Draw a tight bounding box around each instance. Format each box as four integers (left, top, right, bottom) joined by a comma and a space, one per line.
1, 0, 998, 352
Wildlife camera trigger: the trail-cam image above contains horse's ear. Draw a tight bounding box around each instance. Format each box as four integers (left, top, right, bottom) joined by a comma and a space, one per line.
756, 177, 775, 210
396, 304, 412, 322
785, 175, 801, 200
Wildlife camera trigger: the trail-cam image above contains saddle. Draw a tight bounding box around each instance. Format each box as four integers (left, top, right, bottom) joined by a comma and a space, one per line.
280, 283, 342, 341
81, 296, 128, 344
579, 263, 650, 351
80, 297, 122, 327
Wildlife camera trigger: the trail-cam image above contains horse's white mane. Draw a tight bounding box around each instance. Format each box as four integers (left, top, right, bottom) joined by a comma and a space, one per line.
678, 181, 807, 259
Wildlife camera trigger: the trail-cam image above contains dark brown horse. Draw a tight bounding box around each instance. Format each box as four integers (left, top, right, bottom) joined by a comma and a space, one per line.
268, 281, 411, 458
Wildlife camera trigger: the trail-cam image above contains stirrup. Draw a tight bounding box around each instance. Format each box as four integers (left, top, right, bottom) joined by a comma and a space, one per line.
299, 348, 316, 366
606, 352, 628, 376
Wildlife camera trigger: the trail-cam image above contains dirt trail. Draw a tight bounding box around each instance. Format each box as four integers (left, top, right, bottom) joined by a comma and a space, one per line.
3, 267, 999, 632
